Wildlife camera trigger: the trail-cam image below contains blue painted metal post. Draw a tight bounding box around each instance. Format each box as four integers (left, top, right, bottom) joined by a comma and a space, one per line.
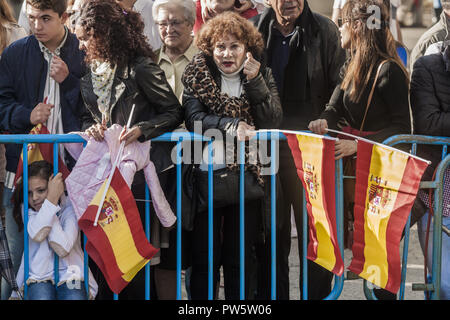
176, 140, 182, 300
324, 158, 345, 300
82, 141, 89, 297
270, 134, 277, 300
145, 184, 151, 300
208, 141, 214, 300
239, 140, 245, 300
399, 143, 418, 300
23, 143, 29, 299
83, 234, 89, 297
53, 143, 59, 288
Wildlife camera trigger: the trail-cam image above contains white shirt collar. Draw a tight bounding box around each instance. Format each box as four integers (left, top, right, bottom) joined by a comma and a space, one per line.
38, 26, 68, 56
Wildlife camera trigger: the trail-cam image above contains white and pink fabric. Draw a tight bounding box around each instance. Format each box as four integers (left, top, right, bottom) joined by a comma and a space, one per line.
64, 124, 176, 227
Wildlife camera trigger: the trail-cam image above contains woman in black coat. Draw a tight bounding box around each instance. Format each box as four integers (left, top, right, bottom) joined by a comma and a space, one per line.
75, 0, 183, 300
309, 0, 411, 300
182, 11, 282, 300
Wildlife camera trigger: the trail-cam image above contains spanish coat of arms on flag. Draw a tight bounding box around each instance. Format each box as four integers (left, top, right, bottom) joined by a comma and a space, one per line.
78, 168, 158, 294
285, 132, 344, 276
348, 140, 429, 293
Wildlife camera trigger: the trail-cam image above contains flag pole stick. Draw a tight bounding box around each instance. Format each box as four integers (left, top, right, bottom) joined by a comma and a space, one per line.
256, 129, 338, 141
326, 128, 431, 164
93, 104, 136, 227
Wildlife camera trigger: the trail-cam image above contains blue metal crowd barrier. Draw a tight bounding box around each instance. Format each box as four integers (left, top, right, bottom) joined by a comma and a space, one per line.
0, 131, 345, 300
7, 132, 448, 300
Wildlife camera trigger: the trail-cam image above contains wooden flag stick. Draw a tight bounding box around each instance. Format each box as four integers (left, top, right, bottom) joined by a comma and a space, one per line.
93, 104, 136, 227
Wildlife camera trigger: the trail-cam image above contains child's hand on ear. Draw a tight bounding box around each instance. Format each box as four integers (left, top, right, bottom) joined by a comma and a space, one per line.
47, 173, 64, 206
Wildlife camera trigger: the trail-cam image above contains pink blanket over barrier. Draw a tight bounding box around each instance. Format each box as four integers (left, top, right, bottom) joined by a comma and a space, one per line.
64, 124, 176, 227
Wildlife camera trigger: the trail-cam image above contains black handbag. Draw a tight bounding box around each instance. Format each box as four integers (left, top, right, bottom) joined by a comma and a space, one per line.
194, 166, 265, 212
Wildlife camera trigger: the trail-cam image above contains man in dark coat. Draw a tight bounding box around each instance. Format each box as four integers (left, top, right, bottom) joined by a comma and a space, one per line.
251, 0, 346, 300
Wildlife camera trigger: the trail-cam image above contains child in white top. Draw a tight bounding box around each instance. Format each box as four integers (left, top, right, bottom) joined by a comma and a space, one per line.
10, 160, 97, 300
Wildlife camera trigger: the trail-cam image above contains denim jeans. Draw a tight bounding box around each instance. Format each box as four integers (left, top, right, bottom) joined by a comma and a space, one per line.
1, 186, 23, 300
417, 212, 450, 300
27, 281, 87, 300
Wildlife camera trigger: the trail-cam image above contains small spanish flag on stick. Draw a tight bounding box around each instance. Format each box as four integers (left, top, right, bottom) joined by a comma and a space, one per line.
14, 123, 70, 186
282, 130, 344, 276
348, 139, 429, 293
78, 167, 158, 294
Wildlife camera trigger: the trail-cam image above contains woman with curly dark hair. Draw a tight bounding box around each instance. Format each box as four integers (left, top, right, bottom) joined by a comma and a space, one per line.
75, 0, 183, 300
182, 11, 282, 300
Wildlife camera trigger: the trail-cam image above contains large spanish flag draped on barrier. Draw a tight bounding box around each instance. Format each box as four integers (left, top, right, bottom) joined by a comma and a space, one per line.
285, 132, 344, 276
348, 140, 429, 293
78, 168, 158, 294
14, 124, 70, 185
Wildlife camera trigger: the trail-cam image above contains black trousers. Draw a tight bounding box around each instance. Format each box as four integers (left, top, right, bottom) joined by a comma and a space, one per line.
190, 200, 261, 300
256, 142, 333, 300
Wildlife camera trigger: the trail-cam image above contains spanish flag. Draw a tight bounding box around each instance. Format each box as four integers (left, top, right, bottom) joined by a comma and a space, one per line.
348, 140, 429, 293
14, 124, 70, 185
285, 132, 344, 276
78, 168, 158, 294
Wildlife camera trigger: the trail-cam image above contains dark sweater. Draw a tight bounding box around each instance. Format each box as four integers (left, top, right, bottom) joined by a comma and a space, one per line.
320, 60, 412, 143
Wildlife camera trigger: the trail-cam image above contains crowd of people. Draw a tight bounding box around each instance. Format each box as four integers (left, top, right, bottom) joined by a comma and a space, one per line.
0, 0, 448, 300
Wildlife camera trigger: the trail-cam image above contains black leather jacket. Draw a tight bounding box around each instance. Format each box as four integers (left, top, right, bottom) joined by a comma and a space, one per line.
81, 56, 183, 141
80, 56, 184, 172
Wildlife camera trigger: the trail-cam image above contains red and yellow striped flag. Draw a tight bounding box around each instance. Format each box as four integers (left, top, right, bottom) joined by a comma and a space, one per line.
285, 133, 344, 276
78, 168, 158, 294
348, 140, 429, 293
14, 124, 70, 185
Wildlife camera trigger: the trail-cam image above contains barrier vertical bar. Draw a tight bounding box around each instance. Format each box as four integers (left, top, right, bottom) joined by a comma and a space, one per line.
399, 143, 417, 300
23, 143, 29, 300
430, 156, 448, 300
82, 140, 89, 298
177, 139, 182, 300
239, 140, 245, 300
208, 140, 213, 300
324, 158, 345, 300
53, 142, 59, 288
270, 134, 276, 300
145, 184, 150, 300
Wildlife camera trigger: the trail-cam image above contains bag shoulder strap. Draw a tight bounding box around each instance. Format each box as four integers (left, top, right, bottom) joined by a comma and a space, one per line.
360, 59, 390, 132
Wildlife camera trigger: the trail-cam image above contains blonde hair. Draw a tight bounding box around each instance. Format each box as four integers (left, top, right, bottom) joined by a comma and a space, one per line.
0, 1, 16, 54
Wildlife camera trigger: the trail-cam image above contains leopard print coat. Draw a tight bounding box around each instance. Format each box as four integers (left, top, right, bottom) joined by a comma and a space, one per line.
182, 52, 263, 185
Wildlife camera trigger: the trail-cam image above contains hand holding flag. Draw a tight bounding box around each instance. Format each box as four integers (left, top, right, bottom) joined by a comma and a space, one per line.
30, 97, 54, 125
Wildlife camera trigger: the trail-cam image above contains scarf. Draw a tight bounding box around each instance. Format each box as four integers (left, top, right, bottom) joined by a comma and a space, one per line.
91, 60, 117, 123
182, 52, 264, 185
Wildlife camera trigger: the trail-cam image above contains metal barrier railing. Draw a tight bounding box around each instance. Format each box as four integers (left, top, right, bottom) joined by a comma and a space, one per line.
10, 130, 432, 300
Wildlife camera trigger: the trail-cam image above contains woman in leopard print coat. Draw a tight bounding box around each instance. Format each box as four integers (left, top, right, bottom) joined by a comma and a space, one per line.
182, 11, 282, 300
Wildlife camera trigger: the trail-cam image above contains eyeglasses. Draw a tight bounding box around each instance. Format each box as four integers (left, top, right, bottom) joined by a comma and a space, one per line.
156, 19, 186, 29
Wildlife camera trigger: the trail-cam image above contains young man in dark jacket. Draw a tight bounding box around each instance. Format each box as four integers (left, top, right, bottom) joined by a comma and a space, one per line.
251, 0, 346, 300
0, 0, 85, 300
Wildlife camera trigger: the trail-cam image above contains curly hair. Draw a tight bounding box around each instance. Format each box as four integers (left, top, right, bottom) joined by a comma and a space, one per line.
195, 11, 264, 59
77, 0, 155, 67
